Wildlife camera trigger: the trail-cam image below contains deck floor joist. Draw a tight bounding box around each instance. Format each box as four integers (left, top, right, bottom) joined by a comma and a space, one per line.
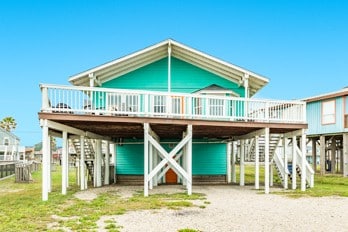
39, 112, 307, 140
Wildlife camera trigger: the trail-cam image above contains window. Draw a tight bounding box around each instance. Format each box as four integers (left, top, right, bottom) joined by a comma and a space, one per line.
3, 138, 9, 146
322, 100, 335, 124
153, 95, 166, 113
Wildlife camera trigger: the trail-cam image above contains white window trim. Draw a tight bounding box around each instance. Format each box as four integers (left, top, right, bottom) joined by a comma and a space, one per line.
321, 99, 336, 125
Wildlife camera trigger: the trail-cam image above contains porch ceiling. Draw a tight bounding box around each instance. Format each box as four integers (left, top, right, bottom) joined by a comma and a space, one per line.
39, 113, 307, 141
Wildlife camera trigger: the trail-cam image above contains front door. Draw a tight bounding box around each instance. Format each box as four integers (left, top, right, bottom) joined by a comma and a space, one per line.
165, 168, 177, 184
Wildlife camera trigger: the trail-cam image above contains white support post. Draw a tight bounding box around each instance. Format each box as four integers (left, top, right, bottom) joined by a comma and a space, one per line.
80, 136, 86, 190
153, 148, 158, 186
104, 141, 110, 185
48, 135, 52, 193
66, 138, 69, 188
264, 128, 270, 194
231, 141, 236, 183
41, 119, 49, 201
255, 136, 259, 190
62, 131, 68, 195
182, 146, 187, 186
283, 136, 288, 189
301, 130, 307, 191
113, 143, 117, 184
168, 41, 171, 93
227, 142, 232, 183
186, 125, 192, 195
96, 139, 102, 187
240, 140, 245, 186
292, 135, 297, 189
320, 135, 326, 175
144, 123, 149, 197
270, 163, 274, 187
343, 133, 348, 177
149, 142, 153, 190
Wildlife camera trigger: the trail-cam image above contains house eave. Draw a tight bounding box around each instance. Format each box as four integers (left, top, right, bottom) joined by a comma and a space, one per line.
68, 39, 269, 96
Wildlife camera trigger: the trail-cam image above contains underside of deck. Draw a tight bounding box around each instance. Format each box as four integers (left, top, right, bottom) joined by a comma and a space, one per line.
38, 112, 307, 140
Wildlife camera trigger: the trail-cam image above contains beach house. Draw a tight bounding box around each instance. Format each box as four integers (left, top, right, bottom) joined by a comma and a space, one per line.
303, 87, 348, 177
39, 39, 312, 201
0, 127, 25, 161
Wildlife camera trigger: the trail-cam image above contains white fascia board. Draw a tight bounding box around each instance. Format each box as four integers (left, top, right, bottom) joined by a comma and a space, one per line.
68, 40, 170, 85
170, 40, 269, 84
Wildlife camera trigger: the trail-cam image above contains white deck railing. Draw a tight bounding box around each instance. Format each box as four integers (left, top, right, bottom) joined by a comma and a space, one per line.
40, 84, 306, 123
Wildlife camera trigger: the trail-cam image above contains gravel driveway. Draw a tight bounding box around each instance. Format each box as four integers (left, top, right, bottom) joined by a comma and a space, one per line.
91, 185, 348, 232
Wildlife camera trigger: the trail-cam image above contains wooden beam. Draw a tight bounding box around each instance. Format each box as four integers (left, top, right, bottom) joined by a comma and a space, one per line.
235, 128, 266, 140
320, 135, 326, 175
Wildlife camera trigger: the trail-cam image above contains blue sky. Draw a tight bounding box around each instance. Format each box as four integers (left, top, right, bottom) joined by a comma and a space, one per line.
0, 0, 347, 146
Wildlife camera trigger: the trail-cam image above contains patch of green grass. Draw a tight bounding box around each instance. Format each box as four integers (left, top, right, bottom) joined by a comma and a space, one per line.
178, 228, 201, 232
237, 164, 348, 197
0, 166, 205, 231
275, 174, 348, 198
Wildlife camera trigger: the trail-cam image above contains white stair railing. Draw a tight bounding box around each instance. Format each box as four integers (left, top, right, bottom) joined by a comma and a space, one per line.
295, 146, 315, 188
272, 150, 290, 187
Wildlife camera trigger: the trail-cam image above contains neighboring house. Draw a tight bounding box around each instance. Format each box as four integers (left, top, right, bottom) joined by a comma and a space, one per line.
0, 127, 25, 161
39, 39, 311, 201
303, 87, 348, 177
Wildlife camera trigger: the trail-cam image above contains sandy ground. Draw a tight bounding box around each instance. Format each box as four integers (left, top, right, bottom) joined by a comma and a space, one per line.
76, 185, 348, 232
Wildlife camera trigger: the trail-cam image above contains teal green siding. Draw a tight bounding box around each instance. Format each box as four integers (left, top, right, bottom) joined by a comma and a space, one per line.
307, 97, 344, 135
102, 57, 244, 96
192, 143, 226, 175
116, 142, 226, 175
116, 144, 144, 175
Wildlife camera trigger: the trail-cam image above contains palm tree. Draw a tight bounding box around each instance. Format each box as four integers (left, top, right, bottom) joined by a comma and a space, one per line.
0, 117, 17, 132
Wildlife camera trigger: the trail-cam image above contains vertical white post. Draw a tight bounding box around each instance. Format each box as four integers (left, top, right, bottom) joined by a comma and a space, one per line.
283, 136, 288, 189
270, 163, 273, 187
96, 139, 102, 187
80, 136, 85, 190
227, 142, 232, 183
66, 138, 69, 188
240, 140, 245, 186
112, 143, 117, 183
343, 133, 348, 177
292, 135, 297, 189
264, 128, 270, 194
41, 86, 50, 110
231, 141, 236, 183
301, 130, 307, 191
48, 135, 52, 193
62, 131, 68, 195
149, 142, 153, 190
144, 123, 149, 197
168, 41, 171, 93
255, 136, 259, 190
186, 125, 192, 195
104, 141, 110, 185
41, 120, 49, 201
153, 148, 158, 186
182, 146, 187, 186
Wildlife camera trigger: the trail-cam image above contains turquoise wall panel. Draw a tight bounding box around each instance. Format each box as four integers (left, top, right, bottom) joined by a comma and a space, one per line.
102, 57, 244, 96
116, 142, 227, 175
116, 144, 144, 175
307, 97, 344, 135
192, 143, 226, 175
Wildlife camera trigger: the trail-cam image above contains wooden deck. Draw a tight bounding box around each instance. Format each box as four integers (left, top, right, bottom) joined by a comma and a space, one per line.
39, 112, 307, 140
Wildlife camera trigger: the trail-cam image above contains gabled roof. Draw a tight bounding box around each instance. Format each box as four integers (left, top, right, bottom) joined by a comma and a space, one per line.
69, 39, 269, 96
302, 87, 348, 103
0, 127, 19, 141
194, 84, 240, 97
